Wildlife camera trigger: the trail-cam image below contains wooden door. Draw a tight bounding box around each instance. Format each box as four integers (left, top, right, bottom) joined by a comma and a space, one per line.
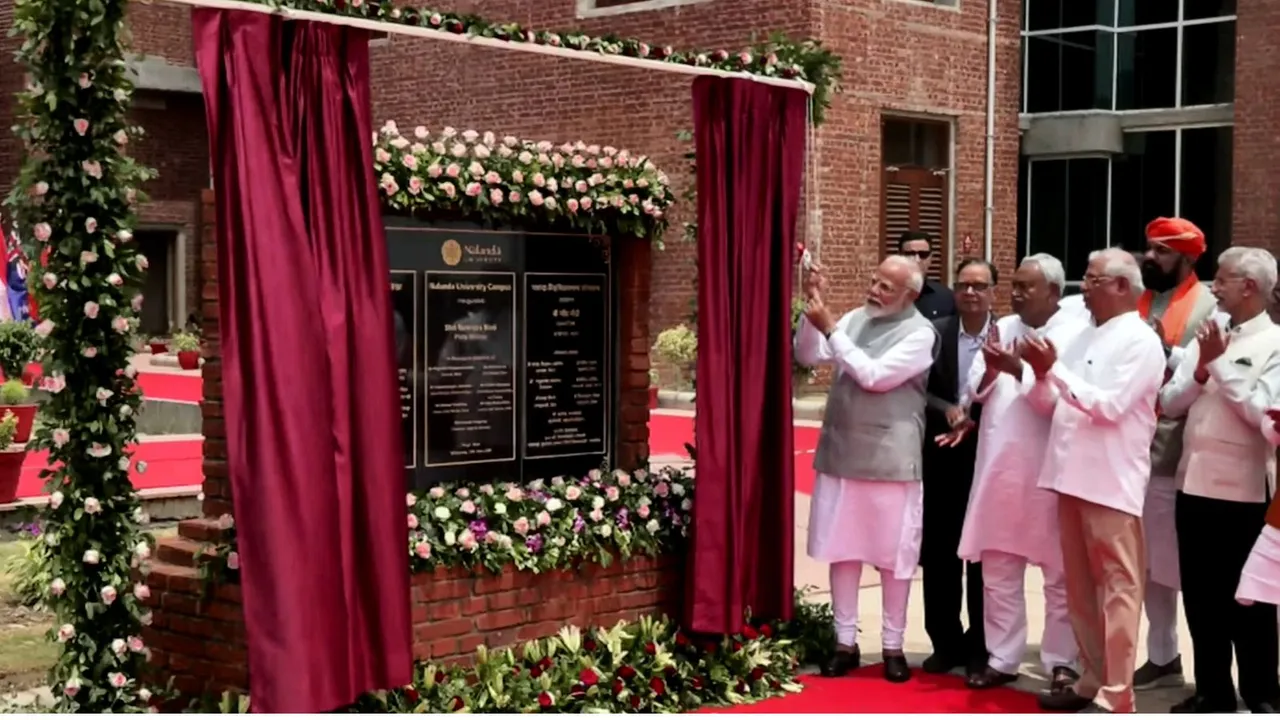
880, 167, 949, 282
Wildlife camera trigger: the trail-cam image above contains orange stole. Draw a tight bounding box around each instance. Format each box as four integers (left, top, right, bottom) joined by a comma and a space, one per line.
1139, 273, 1203, 347
1141, 274, 1203, 416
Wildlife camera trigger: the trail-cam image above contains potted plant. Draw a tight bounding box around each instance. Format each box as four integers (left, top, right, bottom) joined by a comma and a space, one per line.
653, 324, 697, 391
0, 321, 38, 385
0, 380, 36, 444
0, 412, 26, 504
648, 368, 659, 410
172, 331, 201, 370
147, 335, 168, 355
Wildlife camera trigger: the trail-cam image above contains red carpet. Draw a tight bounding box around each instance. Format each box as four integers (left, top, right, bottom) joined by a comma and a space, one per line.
137, 372, 202, 403
16, 439, 203, 499
705, 667, 1045, 714
648, 412, 820, 495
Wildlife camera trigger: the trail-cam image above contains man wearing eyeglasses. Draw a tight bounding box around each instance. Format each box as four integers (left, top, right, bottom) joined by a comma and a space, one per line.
899, 231, 956, 320
1026, 248, 1166, 713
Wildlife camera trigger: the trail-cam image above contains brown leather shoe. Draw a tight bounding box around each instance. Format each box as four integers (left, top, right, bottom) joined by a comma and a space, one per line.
966, 665, 1018, 690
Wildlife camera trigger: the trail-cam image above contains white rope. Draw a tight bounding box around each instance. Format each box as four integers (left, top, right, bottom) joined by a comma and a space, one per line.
149, 0, 817, 94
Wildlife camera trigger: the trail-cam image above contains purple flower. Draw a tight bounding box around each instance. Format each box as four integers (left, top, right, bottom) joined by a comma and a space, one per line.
530, 490, 548, 503
469, 520, 488, 536
572, 513, 586, 534
615, 508, 630, 530
525, 534, 544, 553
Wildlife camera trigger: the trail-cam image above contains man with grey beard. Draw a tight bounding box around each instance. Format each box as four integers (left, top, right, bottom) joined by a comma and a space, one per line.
796, 255, 940, 684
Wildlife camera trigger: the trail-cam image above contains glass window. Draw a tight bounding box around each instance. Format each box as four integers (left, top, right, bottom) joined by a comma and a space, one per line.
1117, 0, 1178, 27
1026, 158, 1110, 280
1115, 28, 1178, 109
1181, 21, 1236, 105
1179, 126, 1234, 277
1110, 131, 1176, 250
1025, 31, 1115, 112
1183, 0, 1236, 20
1025, 0, 1111, 31
882, 119, 948, 169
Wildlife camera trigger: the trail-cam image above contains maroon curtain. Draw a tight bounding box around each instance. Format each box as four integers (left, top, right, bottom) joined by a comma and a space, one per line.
193, 10, 411, 712
685, 77, 808, 633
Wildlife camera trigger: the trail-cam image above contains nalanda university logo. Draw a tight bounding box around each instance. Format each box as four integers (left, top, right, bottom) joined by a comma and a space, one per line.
441, 239, 463, 267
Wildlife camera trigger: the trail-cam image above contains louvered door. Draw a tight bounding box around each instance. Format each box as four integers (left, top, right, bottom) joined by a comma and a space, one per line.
881, 167, 949, 282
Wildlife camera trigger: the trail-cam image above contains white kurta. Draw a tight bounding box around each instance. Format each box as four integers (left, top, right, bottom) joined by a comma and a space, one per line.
1237, 526, 1280, 607
1035, 311, 1166, 517
795, 311, 937, 580
958, 310, 1088, 570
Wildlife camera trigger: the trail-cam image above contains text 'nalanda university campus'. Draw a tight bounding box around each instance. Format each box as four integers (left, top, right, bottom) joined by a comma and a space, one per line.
0, 0, 1278, 714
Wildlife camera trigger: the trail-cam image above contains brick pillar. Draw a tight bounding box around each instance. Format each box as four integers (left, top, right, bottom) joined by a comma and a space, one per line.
616, 235, 653, 470
199, 188, 232, 518
1233, 0, 1280, 254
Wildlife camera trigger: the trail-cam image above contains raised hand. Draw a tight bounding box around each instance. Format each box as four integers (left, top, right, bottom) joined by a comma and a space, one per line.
1022, 335, 1058, 378
804, 293, 837, 334
1195, 319, 1230, 367
802, 261, 828, 300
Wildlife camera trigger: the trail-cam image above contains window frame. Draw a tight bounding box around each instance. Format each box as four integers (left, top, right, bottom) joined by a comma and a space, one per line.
1021, 0, 1237, 114
576, 0, 710, 18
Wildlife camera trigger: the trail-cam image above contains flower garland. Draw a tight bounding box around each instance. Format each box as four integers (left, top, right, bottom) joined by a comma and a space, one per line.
375, 122, 672, 244
407, 467, 691, 573
4, 0, 159, 711
202, 1, 841, 122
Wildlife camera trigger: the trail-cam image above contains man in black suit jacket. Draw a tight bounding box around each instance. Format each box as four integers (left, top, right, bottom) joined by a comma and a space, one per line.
920, 258, 998, 679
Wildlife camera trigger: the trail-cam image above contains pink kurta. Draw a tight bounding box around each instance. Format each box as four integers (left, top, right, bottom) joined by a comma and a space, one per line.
958, 310, 1089, 571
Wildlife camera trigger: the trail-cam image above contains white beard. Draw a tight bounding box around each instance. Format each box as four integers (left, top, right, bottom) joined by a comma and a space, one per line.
866, 301, 906, 319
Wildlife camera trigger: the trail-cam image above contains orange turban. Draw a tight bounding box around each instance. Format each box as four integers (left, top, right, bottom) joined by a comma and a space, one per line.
1145, 217, 1206, 260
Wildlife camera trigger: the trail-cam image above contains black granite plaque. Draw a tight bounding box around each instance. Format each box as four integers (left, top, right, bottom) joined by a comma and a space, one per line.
423, 271, 517, 467
523, 273, 608, 458
390, 270, 418, 469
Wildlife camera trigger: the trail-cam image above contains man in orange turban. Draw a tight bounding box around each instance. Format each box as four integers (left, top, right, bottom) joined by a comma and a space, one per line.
1131, 216, 1222, 692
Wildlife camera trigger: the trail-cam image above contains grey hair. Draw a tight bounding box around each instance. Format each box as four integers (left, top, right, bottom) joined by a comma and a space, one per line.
1020, 253, 1067, 294
1088, 247, 1144, 295
1218, 246, 1278, 297
884, 254, 926, 293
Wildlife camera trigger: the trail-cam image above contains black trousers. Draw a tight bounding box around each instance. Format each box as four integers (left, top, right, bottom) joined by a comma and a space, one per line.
1176, 491, 1280, 707
921, 440, 985, 663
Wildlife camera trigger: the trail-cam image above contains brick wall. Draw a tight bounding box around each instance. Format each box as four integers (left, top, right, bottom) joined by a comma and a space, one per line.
812, 0, 1022, 314
1232, 0, 1280, 254
142, 548, 681, 700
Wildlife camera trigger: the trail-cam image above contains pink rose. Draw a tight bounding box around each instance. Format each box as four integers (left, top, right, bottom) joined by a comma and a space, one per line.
73, 118, 89, 135
84, 217, 97, 233
402, 154, 418, 170
84, 301, 100, 319
508, 190, 522, 204
484, 171, 501, 185
427, 164, 442, 178
528, 190, 544, 206
461, 500, 476, 514
580, 197, 593, 210
655, 482, 670, 497
440, 182, 457, 198
33, 222, 51, 242
408, 176, 423, 195
407, 513, 419, 529
536, 510, 551, 526
414, 541, 431, 558
446, 163, 461, 178
465, 182, 482, 197
544, 197, 557, 210
567, 198, 579, 213
489, 188, 503, 205
513, 517, 530, 536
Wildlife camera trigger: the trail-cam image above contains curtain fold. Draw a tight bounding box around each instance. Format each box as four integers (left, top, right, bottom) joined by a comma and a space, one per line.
685, 77, 808, 633
193, 9, 411, 712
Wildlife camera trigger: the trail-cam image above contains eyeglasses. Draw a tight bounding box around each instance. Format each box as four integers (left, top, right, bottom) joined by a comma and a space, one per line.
956, 282, 990, 293
1082, 274, 1117, 287
905, 250, 932, 259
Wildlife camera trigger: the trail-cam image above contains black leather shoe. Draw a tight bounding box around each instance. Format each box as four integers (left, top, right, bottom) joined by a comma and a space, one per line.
966, 665, 1018, 689
883, 653, 911, 683
1038, 688, 1095, 712
1249, 701, 1279, 714
819, 646, 860, 678
921, 652, 963, 674
1050, 666, 1081, 695
1170, 695, 1238, 713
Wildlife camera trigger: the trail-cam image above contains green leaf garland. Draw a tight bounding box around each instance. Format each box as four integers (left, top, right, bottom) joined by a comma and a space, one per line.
4, 0, 159, 711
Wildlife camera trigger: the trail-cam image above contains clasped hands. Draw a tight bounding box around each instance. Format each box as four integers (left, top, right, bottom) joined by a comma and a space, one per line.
1192, 319, 1229, 384
934, 327, 1057, 447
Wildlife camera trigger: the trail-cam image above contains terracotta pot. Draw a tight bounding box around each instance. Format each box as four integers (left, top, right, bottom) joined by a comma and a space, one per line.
177, 350, 200, 370
0, 448, 25, 504
149, 342, 168, 355
20, 363, 42, 386
648, 386, 659, 410
2, 405, 37, 444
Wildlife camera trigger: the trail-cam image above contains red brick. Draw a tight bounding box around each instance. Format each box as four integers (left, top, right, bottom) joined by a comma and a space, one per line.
416, 618, 474, 641
428, 600, 462, 621
475, 608, 528, 632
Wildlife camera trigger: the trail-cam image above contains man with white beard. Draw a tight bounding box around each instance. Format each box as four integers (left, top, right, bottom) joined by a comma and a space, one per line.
949, 254, 1087, 692
796, 255, 940, 684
